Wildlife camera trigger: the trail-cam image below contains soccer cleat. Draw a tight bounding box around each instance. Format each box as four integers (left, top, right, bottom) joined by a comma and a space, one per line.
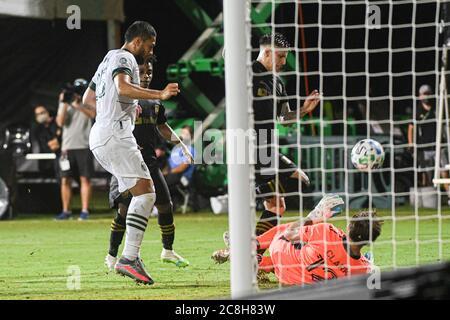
211, 248, 230, 264
161, 249, 190, 268
115, 256, 154, 285
256, 270, 271, 284
296, 168, 310, 186
104, 254, 118, 272
54, 211, 72, 220
78, 211, 89, 221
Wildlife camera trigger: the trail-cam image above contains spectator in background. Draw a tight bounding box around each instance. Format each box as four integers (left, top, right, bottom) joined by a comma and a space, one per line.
408, 84, 450, 203
32, 105, 61, 177
164, 125, 195, 204
55, 79, 95, 220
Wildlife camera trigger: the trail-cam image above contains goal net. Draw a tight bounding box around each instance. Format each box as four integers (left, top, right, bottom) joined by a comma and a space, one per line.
223, 0, 450, 297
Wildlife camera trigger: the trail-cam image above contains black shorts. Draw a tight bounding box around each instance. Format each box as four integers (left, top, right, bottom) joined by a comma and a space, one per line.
255, 153, 306, 198
109, 166, 172, 209
60, 149, 94, 179
417, 148, 448, 170
255, 153, 298, 185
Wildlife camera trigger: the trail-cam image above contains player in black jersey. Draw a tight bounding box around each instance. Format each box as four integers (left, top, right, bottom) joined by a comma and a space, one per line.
105, 56, 192, 270
252, 33, 320, 238
212, 33, 320, 264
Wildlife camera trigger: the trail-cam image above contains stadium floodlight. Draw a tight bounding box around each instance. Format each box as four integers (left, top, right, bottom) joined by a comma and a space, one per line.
0, 177, 9, 219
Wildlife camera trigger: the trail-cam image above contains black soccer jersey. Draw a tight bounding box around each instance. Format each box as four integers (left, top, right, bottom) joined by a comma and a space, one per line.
134, 99, 167, 164
252, 60, 292, 173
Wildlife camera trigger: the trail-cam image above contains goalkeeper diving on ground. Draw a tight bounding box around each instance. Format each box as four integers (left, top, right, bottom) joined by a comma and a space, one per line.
212, 194, 383, 286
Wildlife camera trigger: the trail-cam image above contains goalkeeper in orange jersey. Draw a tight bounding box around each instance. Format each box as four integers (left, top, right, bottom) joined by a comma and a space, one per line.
214, 194, 382, 286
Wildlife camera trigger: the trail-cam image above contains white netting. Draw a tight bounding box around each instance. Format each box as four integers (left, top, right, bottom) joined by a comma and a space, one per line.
243, 0, 450, 293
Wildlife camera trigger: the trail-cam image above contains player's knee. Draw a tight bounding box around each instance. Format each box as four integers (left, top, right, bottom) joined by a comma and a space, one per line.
130, 178, 154, 196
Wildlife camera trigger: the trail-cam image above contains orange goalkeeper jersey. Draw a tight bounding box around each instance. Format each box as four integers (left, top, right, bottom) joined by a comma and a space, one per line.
268, 223, 371, 285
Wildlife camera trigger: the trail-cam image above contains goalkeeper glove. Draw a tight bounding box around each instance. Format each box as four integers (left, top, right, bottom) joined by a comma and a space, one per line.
306, 194, 344, 224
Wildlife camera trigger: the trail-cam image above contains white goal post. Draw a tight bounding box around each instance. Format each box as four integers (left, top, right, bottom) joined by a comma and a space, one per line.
223, 0, 450, 298
223, 0, 256, 298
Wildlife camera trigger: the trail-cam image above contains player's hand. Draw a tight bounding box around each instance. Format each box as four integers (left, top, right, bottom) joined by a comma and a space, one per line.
135, 104, 142, 118
160, 83, 180, 100
300, 90, 320, 116
306, 194, 344, 224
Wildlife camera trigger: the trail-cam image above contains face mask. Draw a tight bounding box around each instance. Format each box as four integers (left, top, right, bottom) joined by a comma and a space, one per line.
36, 113, 49, 124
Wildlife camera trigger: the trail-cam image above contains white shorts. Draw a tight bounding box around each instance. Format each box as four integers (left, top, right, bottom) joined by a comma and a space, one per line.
90, 122, 151, 193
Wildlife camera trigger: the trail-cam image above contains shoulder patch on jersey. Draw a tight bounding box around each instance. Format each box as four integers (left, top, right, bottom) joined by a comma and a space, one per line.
257, 87, 268, 97
119, 57, 128, 65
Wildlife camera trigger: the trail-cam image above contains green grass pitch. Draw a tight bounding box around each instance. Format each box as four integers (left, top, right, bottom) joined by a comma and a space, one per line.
0, 200, 449, 300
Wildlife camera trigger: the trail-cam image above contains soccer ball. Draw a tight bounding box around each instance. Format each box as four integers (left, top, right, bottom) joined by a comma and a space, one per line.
351, 139, 385, 172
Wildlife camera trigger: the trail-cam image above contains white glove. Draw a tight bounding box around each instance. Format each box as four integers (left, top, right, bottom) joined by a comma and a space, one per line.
306, 194, 344, 224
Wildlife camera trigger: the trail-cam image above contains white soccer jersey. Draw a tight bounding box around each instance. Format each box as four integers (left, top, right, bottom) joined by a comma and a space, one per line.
89, 49, 140, 149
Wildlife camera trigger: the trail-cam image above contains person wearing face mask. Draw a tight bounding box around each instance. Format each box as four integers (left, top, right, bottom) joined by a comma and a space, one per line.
32, 105, 61, 177
55, 79, 94, 221
408, 85, 450, 201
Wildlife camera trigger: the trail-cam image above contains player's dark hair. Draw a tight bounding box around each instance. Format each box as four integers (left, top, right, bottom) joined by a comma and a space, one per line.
259, 32, 290, 48
148, 54, 157, 64
348, 211, 383, 245
125, 21, 157, 42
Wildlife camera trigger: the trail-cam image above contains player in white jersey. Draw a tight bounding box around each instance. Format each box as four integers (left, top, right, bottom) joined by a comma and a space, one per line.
83, 21, 179, 285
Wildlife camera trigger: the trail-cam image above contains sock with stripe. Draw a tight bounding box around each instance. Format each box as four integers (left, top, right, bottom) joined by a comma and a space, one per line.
108, 210, 126, 257
122, 193, 156, 260
157, 207, 175, 250
255, 209, 280, 255
255, 210, 279, 236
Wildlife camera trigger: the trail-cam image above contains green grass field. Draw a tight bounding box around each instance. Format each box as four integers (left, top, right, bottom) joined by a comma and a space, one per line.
0, 199, 449, 300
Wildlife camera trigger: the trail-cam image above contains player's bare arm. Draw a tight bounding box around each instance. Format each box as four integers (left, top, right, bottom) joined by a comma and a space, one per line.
114, 73, 179, 101
284, 194, 344, 241
279, 90, 321, 123
78, 87, 97, 118
72, 93, 96, 119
